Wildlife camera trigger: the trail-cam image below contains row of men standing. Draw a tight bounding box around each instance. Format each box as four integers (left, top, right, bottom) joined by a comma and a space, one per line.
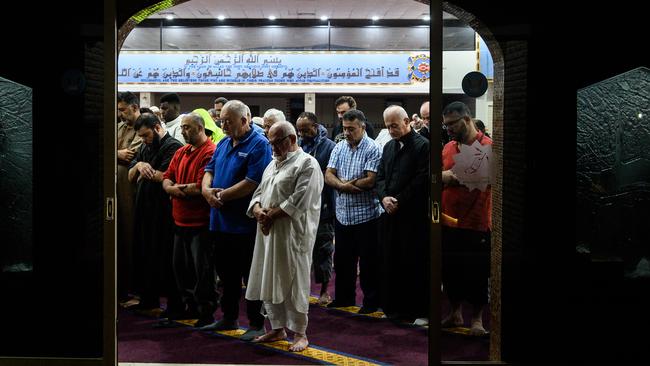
116, 91, 432, 351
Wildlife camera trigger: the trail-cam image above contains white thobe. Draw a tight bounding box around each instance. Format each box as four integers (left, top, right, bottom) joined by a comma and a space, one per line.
164, 114, 186, 144
245, 148, 323, 315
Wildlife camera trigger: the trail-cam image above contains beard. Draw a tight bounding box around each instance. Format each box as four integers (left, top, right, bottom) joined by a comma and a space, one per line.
183, 133, 194, 146
150, 132, 161, 150
449, 124, 467, 142
273, 150, 287, 161
300, 135, 315, 144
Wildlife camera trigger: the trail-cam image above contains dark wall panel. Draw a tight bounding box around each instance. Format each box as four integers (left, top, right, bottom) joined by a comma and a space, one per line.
577, 67, 650, 269
0, 78, 32, 273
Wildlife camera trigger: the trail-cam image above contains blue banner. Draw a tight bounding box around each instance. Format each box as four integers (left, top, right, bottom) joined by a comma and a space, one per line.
118, 52, 416, 84
479, 40, 494, 79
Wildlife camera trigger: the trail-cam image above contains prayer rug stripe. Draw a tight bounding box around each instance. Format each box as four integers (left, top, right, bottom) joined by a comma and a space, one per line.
172, 319, 388, 365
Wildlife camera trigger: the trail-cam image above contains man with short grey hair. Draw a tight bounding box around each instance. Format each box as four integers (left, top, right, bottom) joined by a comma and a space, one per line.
377, 105, 430, 325
262, 108, 286, 136
199, 100, 273, 341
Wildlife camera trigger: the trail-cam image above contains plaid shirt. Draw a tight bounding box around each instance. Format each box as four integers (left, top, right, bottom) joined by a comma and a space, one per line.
327, 134, 383, 225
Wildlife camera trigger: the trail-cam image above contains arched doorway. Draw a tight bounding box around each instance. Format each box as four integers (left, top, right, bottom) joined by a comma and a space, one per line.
115, 1, 433, 365
441, 1, 505, 361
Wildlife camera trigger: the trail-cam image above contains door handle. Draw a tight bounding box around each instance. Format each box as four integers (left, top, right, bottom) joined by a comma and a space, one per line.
432, 201, 440, 223
106, 197, 114, 221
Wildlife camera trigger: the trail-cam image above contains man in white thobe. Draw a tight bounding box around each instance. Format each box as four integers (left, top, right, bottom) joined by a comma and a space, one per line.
245, 121, 323, 352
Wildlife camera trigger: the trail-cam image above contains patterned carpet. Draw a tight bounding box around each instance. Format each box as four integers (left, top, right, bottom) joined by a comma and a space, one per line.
118, 275, 487, 364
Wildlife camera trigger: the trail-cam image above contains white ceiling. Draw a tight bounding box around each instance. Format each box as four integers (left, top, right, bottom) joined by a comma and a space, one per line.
147, 0, 433, 20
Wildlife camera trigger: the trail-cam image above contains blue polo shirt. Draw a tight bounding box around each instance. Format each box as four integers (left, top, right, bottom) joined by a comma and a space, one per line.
204, 128, 272, 233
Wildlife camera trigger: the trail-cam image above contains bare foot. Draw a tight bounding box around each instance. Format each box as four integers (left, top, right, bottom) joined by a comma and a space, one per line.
289, 334, 309, 352
318, 292, 332, 306
441, 312, 464, 328
251, 329, 287, 343
469, 320, 487, 336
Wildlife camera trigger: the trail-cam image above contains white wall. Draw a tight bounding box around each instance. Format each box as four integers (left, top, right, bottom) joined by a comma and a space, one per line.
443, 50, 477, 94
472, 81, 494, 136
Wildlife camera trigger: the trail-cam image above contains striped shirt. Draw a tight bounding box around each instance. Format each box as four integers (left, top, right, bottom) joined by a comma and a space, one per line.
327, 134, 383, 225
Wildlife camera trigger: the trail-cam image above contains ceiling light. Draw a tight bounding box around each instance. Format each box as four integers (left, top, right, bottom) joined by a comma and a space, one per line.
371, 16, 380, 21
320, 15, 328, 21
165, 14, 174, 20
268, 15, 276, 20
423, 15, 430, 21
217, 15, 226, 21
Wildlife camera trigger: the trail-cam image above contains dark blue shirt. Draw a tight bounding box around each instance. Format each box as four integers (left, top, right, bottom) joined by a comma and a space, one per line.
204, 128, 272, 233
299, 124, 336, 220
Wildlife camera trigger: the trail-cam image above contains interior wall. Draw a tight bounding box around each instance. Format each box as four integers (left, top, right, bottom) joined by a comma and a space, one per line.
145, 92, 429, 136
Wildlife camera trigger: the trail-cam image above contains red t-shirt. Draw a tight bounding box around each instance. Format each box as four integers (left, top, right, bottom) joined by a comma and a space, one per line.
163, 139, 216, 227
441, 131, 492, 232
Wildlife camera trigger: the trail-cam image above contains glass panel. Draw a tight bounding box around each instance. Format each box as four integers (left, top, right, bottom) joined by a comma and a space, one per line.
161, 27, 329, 50
124, 26, 432, 51
122, 27, 162, 50
443, 26, 475, 51
330, 26, 429, 50
440, 15, 493, 361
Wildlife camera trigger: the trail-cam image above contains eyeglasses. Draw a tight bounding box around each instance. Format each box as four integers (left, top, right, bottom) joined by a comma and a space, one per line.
443, 116, 465, 127
268, 134, 289, 147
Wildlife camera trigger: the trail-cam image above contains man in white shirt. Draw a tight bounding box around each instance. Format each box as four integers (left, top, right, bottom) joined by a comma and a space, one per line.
159, 92, 186, 144
246, 121, 323, 352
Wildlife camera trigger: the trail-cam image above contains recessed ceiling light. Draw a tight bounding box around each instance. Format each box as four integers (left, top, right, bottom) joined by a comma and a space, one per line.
217, 15, 226, 21
165, 14, 174, 20
320, 15, 328, 21
371, 15, 380, 21
423, 15, 430, 21
268, 15, 276, 20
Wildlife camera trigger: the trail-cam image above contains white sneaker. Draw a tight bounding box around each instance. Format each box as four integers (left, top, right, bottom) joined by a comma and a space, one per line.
413, 318, 429, 326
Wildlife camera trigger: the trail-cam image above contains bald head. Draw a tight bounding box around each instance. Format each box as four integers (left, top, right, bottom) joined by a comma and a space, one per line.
383, 105, 411, 139
420, 101, 430, 127
181, 112, 207, 147
269, 121, 296, 141
384, 105, 409, 121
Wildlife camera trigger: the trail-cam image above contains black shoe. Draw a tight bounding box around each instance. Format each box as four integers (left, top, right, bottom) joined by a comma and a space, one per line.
129, 303, 161, 316
197, 318, 239, 331
239, 326, 266, 341
152, 318, 181, 328
327, 300, 355, 308
193, 316, 216, 328
358, 306, 379, 314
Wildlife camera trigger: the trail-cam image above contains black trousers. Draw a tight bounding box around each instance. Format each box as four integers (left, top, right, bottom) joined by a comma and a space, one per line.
312, 218, 334, 284
441, 226, 491, 307
380, 213, 430, 320
213, 231, 264, 328
334, 218, 381, 308
172, 225, 218, 319
133, 218, 182, 312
